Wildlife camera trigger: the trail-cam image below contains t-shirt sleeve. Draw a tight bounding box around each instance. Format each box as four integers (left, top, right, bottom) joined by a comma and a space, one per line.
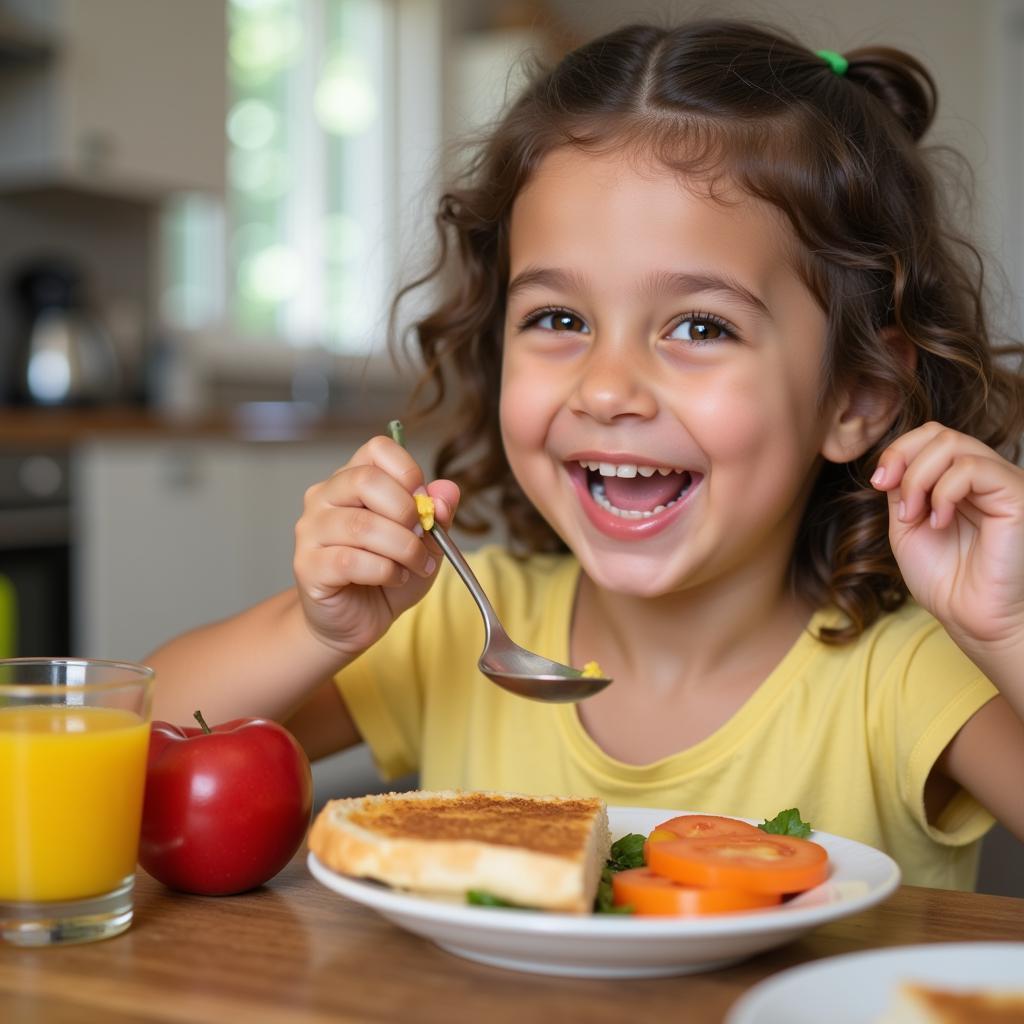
886, 622, 999, 845
332, 593, 430, 782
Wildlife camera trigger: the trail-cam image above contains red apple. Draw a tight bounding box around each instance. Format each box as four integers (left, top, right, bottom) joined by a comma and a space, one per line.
139, 711, 313, 895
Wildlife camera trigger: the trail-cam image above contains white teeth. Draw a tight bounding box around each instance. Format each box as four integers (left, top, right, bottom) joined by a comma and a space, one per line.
577, 460, 684, 476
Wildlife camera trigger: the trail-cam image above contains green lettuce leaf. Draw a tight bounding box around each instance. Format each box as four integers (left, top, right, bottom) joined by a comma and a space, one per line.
758, 808, 812, 839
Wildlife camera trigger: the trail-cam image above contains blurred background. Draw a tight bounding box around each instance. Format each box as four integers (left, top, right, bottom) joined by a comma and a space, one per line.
0, 0, 1020, 894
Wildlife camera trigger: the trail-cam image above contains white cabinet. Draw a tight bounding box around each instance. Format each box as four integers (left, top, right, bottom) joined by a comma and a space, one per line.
72, 436, 363, 661
0, 0, 226, 195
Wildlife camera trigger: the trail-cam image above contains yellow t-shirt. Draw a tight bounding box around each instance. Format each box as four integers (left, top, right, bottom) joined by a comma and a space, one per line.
335, 545, 998, 891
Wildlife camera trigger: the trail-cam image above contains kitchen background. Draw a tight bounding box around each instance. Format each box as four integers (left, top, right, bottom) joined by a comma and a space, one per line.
0, 0, 1021, 895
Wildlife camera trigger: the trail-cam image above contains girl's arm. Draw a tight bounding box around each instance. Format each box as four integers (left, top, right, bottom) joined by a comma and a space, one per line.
146, 587, 358, 740
147, 434, 459, 755
934, 695, 1024, 844
873, 422, 1024, 840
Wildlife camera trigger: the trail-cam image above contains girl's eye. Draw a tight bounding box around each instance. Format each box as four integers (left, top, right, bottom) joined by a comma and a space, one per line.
667, 316, 734, 345
522, 309, 590, 333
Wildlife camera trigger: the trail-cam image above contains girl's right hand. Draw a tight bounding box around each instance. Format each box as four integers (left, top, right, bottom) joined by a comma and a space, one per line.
292, 435, 460, 657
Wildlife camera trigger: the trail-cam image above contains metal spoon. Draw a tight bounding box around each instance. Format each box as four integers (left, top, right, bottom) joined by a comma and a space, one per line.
388, 421, 613, 704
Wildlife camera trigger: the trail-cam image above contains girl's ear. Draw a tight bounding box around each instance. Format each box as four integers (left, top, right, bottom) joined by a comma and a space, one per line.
820, 329, 917, 464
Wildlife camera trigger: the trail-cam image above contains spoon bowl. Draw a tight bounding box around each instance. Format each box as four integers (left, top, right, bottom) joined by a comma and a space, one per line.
428, 523, 612, 703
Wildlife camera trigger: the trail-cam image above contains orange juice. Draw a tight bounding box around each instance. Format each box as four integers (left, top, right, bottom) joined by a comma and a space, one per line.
0, 704, 150, 901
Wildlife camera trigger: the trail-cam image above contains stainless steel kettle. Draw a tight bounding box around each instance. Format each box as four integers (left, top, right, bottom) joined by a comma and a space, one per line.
12, 260, 122, 406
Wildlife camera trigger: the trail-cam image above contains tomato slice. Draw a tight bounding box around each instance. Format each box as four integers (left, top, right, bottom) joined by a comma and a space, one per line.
651, 814, 762, 840
611, 867, 782, 916
645, 834, 829, 895
645, 814, 762, 863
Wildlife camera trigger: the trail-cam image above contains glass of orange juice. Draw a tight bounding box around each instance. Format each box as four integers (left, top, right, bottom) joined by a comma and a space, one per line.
0, 657, 153, 946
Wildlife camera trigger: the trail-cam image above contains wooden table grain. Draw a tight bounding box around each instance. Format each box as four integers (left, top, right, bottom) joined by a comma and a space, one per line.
2, 850, 1022, 1024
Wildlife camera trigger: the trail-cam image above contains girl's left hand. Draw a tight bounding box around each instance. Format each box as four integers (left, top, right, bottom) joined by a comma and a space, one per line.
872, 421, 1024, 651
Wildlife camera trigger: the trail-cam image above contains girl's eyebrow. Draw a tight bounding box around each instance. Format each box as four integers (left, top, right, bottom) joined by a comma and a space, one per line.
507, 266, 588, 299
642, 270, 770, 319
506, 265, 769, 319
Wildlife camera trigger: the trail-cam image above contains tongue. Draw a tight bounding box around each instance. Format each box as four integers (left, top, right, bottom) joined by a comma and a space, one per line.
601, 471, 687, 511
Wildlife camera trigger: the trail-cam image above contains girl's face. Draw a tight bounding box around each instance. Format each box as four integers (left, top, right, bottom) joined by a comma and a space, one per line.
500, 147, 837, 598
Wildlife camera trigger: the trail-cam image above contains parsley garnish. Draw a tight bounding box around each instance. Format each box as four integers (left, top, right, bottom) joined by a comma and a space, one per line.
758, 808, 812, 839
594, 833, 647, 914
607, 833, 646, 870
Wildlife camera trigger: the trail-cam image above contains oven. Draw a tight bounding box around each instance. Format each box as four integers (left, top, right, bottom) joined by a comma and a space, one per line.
0, 448, 72, 656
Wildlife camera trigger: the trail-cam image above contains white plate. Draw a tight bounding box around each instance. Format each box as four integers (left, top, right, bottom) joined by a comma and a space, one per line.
306, 805, 900, 978
727, 942, 1024, 1023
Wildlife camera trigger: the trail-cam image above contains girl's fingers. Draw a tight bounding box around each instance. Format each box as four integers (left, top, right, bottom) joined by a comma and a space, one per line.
874, 425, 994, 522
298, 505, 435, 578
347, 434, 427, 493
871, 421, 947, 491
928, 455, 1021, 530
299, 546, 412, 600
295, 436, 461, 600
315, 462, 422, 527
425, 480, 460, 527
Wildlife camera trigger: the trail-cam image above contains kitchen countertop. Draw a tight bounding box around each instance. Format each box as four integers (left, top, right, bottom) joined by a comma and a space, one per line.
0, 402, 407, 446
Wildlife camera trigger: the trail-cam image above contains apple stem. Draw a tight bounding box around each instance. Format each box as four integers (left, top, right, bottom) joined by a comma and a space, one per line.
193, 709, 212, 734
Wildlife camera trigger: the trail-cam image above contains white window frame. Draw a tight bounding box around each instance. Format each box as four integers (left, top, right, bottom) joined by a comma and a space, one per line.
162, 0, 444, 387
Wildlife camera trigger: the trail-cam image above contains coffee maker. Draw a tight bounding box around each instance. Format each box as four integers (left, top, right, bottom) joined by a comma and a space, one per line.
8, 259, 122, 406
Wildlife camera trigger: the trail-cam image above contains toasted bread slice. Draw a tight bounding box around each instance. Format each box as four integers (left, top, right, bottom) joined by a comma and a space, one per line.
877, 983, 1024, 1023
308, 789, 611, 913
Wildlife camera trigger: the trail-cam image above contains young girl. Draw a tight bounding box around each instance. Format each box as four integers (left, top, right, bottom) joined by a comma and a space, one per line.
149, 19, 1024, 891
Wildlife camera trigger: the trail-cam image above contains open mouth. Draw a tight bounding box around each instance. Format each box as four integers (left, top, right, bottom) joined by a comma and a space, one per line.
577, 460, 698, 519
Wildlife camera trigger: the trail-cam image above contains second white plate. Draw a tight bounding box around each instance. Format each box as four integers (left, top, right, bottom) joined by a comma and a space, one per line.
307, 805, 901, 978
727, 942, 1024, 1023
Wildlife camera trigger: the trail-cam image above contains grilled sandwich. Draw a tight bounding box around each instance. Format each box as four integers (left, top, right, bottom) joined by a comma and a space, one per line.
308, 789, 611, 913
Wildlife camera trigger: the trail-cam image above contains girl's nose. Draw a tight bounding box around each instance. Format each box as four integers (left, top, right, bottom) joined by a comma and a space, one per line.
567, 342, 659, 423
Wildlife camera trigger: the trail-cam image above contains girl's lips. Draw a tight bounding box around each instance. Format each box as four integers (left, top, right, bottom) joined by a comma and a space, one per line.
565, 462, 702, 540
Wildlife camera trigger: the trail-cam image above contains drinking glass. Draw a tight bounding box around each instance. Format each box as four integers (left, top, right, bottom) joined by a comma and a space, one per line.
0, 658, 153, 946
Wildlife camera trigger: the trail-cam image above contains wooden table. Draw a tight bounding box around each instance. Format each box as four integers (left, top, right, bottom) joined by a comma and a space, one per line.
2, 851, 1022, 1024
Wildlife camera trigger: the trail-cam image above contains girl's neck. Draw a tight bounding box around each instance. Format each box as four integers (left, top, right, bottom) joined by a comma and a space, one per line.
571, 561, 814, 697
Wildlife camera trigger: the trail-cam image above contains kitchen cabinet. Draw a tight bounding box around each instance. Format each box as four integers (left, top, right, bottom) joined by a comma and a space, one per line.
72, 429, 436, 662
73, 436, 357, 662
0, 0, 226, 195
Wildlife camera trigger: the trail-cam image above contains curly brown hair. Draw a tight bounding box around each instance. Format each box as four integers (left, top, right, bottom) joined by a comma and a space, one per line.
394, 18, 1024, 642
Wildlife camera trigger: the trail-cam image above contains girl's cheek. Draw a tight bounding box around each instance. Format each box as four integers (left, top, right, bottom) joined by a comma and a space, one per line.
499, 366, 560, 445
685, 378, 812, 487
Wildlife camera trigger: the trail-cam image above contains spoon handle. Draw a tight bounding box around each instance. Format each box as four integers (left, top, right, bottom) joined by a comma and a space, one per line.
427, 522, 506, 647
386, 419, 505, 644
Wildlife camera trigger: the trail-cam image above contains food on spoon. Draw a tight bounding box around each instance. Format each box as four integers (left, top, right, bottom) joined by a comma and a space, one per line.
308, 790, 611, 913
414, 493, 435, 531
875, 982, 1024, 1022
580, 660, 604, 678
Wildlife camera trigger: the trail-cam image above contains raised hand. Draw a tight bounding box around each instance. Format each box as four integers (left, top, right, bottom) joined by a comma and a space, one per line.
293, 434, 460, 657
871, 421, 1024, 653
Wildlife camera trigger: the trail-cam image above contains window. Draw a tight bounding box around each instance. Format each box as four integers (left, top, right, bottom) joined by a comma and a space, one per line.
161, 0, 442, 361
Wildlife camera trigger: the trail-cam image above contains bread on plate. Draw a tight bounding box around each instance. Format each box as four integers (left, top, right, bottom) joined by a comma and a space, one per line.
875, 982, 1024, 1022
308, 789, 611, 913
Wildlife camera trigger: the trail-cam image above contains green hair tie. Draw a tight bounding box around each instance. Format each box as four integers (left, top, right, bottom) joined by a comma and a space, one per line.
816, 48, 849, 76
